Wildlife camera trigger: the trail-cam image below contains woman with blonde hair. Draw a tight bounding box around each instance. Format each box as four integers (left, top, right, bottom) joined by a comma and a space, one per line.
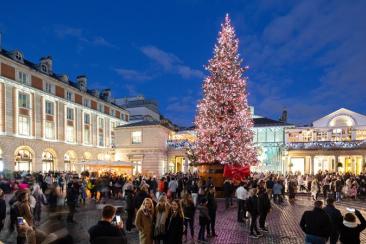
135, 198, 154, 244
154, 193, 170, 243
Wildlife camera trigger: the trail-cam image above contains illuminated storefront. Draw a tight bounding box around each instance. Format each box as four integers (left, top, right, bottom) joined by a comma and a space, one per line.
286, 108, 366, 174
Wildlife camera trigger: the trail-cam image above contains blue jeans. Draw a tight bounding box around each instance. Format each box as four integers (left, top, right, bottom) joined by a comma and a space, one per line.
336, 192, 341, 201
305, 234, 326, 244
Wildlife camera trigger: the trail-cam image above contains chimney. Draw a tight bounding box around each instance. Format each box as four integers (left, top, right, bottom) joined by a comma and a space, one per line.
58, 74, 69, 84
101, 88, 112, 102
90, 89, 100, 97
40, 56, 53, 74
279, 109, 288, 123
77, 75, 87, 92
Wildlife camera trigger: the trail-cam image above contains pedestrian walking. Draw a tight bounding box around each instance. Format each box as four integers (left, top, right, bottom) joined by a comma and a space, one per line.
258, 187, 271, 232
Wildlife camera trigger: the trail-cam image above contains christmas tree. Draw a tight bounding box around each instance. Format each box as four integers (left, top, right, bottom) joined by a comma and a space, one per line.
194, 14, 258, 167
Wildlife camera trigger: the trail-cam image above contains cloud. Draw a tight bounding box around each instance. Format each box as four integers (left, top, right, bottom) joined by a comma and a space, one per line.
140, 45, 204, 79
54, 26, 118, 49
115, 68, 153, 81
239, 0, 366, 124
125, 84, 140, 96
165, 91, 198, 126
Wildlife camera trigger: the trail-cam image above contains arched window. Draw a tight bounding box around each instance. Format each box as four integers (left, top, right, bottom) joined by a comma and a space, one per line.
64, 151, 76, 172
329, 115, 355, 127
15, 149, 32, 172
42, 151, 54, 172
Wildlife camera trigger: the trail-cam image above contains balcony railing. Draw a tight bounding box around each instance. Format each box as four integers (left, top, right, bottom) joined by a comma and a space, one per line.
286, 140, 366, 150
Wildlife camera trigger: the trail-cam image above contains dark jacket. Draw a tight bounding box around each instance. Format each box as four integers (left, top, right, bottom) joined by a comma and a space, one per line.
88, 220, 126, 244
300, 208, 331, 239
0, 199, 6, 220
258, 190, 271, 213
182, 201, 195, 219
223, 181, 233, 197
165, 212, 184, 244
207, 192, 217, 213
247, 195, 259, 216
323, 205, 343, 233
339, 210, 366, 244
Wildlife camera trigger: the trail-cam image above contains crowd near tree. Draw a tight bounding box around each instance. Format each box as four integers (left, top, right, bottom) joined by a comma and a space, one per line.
0, 170, 365, 244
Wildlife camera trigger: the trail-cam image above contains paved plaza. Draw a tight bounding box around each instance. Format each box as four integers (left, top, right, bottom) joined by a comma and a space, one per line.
1, 195, 365, 244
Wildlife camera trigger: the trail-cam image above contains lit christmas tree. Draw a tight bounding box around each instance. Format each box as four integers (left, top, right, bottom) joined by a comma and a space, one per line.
194, 14, 258, 169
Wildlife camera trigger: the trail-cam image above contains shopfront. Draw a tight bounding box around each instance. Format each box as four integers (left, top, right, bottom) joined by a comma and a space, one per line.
14, 148, 33, 171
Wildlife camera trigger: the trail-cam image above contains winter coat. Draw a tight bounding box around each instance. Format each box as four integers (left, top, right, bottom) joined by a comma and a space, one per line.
182, 200, 195, 219
340, 211, 366, 244
258, 191, 271, 213
247, 195, 259, 216
165, 212, 184, 244
197, 205, 210, 225
323, 205, 343, 234
135, 209, 154, 244
207, 192, 217, 213
154, 203, 170, 239
0, 199, 6, 220
300, 208, 331, 239
223, 181, 232, 197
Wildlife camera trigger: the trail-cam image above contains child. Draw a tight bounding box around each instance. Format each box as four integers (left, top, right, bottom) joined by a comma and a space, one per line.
197, 198, 210, 242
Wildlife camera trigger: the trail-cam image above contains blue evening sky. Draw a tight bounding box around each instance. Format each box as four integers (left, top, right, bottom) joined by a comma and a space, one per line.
1, 0, 365, 126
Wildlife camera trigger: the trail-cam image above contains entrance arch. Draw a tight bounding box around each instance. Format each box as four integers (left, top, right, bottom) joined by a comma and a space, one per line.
64, 151, 77, 172
42, 149, 57, 172
14, 146, 34, 172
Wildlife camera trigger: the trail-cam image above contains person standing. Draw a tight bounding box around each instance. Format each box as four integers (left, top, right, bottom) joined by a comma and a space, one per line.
235, 182, 248, 222
125, 187, 135, 232
181, 193, 195, 240
335, 177, 343, 202
32, 184, 47, 226
0, 189, 6, 233
197, 198, 210, 242
258, 187, 271, 232
168, 178, 178, 199
206, 185, 217, 237
247, 188, 263, 239
154, 194, 170, 243
272, 180, 283, 204
323, 198, 343, 244
223, 179, 233, 209
66, 181, 78, 223
300, 200, 331, 244
135, 198, 154, 244
339, 209, 366, 244
165, 199, 184, 244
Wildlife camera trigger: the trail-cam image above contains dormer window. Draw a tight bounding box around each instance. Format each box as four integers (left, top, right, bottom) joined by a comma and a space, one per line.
41, 64, 48, 73
15, 52, 23, 62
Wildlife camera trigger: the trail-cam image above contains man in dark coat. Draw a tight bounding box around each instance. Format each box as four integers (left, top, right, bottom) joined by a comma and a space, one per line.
323, 198, 343, 244
300, 200, 331, 244
258, 187, 271, 232
247, 188, 263, 239
66, 181, 79, 223
206, 185, 217, 237
223, 179, 233, 209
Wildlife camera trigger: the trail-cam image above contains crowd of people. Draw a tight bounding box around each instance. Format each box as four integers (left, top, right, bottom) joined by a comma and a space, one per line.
0, 170, 365, 243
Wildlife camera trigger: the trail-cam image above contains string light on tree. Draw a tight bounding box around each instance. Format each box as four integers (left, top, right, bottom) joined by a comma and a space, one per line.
194, 14, 258, 167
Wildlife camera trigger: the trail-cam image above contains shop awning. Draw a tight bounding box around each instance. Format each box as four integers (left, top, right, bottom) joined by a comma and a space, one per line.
75, 160, 135, 167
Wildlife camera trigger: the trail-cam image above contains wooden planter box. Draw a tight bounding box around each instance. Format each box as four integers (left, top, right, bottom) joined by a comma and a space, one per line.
198, 163, 224, 197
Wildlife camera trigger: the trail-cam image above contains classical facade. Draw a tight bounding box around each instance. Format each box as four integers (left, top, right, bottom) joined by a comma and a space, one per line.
285, 108, 366, 174
0, 48, 129, 172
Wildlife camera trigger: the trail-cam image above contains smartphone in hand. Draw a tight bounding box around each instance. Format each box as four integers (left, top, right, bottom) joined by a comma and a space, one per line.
346, 207, 355, 212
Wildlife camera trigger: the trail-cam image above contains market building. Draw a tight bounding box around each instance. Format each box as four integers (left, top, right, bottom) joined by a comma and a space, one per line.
0, 48, 129, 173
114, 108, 291, 176
285, 108, 366, 174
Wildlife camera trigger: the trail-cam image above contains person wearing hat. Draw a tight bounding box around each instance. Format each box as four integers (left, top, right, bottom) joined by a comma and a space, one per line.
339, 209, 366, 244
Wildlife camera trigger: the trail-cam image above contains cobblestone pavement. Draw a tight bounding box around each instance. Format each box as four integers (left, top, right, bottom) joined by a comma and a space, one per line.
1, 196, 366, 244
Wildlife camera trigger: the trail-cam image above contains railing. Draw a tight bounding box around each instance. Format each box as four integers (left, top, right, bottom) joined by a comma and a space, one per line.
286, 140, 366, 150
